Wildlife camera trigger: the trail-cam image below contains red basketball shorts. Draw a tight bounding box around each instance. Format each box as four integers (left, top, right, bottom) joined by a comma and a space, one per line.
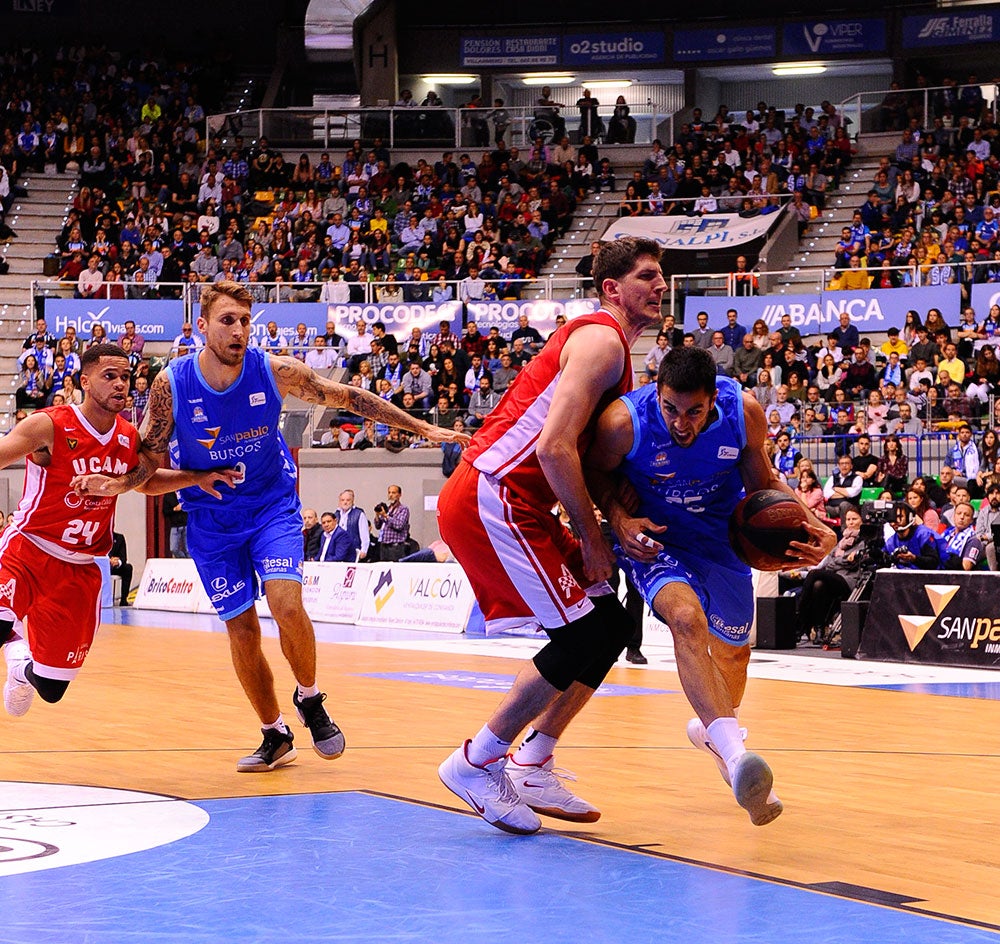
0, 531, 103, 680
438, 461, 600, 634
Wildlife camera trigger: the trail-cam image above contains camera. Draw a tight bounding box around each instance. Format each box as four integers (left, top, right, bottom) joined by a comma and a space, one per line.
375, 502, 388, 514
856, 500, 897, 570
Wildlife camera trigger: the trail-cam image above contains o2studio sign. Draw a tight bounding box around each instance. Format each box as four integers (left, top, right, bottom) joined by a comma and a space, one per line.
563, 31, 665, 65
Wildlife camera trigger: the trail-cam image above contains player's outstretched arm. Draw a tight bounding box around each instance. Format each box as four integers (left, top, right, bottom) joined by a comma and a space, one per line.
739, 393, 835, 565
270, 355, 470, 445
585, 399, 665, 563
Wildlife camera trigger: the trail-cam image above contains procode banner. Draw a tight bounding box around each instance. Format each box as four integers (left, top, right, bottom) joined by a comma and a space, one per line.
601, 213, 780, 249
46, 299, 186, 342
324, 300, 464, 344
466, 298, 599, 339
356, 563, 474, 634
861, 570, 1000, 667
133, 558, 211, 613
255, 562, 370, 624
682, 285, 961, 333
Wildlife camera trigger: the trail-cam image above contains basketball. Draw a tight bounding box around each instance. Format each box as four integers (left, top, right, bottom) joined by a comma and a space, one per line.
728, 489, 810, 571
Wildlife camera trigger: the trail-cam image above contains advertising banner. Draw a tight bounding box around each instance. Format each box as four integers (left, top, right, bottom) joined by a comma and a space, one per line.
466, 297, 599, 339
861, 570, 1000, 667
324, 300, 464, 344
673, 27, 776, 61
782, 18, 886, 56
902, 11, 999, 47
601, 213, 781, 250
46, 299, 186, 343
133, 559, 212, 614
971, 283, 1000, 314
461, 35, 559, 67
356, 563, 475, 634
255, 562, 371, 625
682, 285, 961, 333
563, 31, 665, 66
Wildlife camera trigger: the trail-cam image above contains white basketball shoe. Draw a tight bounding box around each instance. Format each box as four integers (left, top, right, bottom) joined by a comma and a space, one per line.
3, 635, 34, 718
506, 755, 601, 823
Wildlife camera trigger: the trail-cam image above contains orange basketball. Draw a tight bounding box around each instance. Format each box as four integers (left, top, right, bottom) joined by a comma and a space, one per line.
728, 489, 809, 571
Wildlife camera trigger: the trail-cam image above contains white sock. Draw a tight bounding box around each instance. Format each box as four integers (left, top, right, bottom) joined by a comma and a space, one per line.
297, 683, 320, 701
511, 728, 558, 767
467, 724, 511, 766
707, 716, 747, 782
262, 715, 290, 735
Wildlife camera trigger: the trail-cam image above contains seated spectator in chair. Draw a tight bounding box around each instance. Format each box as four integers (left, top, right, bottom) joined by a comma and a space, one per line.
320, 419, 352, 449
315, 511, 357, 562
940, 502, 988, 570
824, 454, 863, 521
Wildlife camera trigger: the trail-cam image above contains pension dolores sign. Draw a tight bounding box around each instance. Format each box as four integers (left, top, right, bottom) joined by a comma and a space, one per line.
683, 285, 960, 333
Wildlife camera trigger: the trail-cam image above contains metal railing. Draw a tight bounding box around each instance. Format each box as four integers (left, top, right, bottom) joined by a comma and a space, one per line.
839, 82, 1000, 137
206, 105, 675, 152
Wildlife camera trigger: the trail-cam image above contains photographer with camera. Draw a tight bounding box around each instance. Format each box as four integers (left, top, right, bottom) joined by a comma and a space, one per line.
884, 502, 941, 570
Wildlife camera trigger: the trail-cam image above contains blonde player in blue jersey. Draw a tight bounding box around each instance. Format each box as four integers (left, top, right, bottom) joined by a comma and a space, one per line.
75, 282, 468, 772
587, 346, 835, 825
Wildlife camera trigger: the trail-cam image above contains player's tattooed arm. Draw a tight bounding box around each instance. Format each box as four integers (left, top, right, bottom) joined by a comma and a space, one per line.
271, 355, 470, 444
139, 371, 175, 455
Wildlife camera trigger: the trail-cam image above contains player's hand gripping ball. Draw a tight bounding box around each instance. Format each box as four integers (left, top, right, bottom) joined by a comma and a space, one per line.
728, 489, 809, 571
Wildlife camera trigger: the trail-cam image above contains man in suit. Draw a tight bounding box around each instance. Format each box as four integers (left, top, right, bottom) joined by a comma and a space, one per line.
317, 512, 356, 562
110, 532, 133, 607
302, 508, 322, 561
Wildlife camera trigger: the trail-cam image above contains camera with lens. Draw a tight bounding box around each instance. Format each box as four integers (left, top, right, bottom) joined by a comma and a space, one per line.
856, 500, 897, 569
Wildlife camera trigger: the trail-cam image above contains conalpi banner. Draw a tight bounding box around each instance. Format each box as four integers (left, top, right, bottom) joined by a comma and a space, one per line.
682, 285, 961, 333
601, 213, 781, 249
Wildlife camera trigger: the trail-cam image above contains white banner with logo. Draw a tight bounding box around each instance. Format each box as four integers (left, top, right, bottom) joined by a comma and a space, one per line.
600, 213, 781, 249
255, 562, 371, 624
466, 297, 599, 339
133, 558, 212, 613
356, 562, 474, 634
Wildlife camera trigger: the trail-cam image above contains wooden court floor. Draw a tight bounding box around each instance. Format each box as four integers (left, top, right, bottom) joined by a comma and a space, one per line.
2, 618, 999, 934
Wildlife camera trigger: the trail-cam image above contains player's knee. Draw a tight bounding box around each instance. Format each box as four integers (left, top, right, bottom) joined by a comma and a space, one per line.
534, 599, 633, 690
26, 665, 69, 703
667, 600, 709, 641
533, 638, 585, 691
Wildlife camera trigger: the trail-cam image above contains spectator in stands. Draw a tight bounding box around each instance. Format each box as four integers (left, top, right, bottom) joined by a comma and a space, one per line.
720, 308, 747, 348
905, 485, 941, 532
707, 331, 734, 376
831, 311, 860, 353
875, 434, 909, 496
824, 453, 863, 521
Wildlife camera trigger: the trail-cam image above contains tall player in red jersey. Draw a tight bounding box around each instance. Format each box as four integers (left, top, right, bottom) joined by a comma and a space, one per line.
437, 237, 668, 834
0, 345, 221, 717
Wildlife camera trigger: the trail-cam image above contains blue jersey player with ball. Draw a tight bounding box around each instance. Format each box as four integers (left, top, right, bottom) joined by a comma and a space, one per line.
587, 346, 834, 825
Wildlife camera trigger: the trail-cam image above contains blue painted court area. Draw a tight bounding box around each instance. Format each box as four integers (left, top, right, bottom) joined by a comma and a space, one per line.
358, 670, 676, 696
0, 792, 994, 944
864, 681, 1000, 700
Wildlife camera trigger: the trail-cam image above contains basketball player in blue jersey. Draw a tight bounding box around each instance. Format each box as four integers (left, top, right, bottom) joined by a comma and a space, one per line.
587, 346, 835, 825
79, 282, 469, 773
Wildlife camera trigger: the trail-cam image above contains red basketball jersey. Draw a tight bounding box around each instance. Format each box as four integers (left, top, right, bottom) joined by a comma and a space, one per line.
464, 311, 632, 506
12, 404, 140, 561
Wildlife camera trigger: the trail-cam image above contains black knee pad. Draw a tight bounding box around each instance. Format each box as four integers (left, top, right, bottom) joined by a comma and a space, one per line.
0, 618, 13, 647
575, 594, 639, 688
532, 595, 636, 691
26, 664, 69, 703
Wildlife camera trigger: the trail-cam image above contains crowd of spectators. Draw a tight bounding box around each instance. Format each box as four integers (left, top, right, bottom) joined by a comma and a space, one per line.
626, 99, 855, 219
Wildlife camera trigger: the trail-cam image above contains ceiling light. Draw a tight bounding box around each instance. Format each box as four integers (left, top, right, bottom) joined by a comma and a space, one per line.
772, 64, 827, 76
423, 74, 478, 85
586, 80, 633, 89
523, 73, 575, 86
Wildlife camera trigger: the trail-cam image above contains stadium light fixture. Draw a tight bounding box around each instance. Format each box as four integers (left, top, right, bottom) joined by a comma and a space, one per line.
523, 74, 575, 86
423, 74, 478, 85
772, 64, 826, 76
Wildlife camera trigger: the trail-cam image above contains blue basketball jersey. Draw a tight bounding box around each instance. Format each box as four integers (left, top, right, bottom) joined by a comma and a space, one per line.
167, 347, 299, 519
619, 376, 747, 561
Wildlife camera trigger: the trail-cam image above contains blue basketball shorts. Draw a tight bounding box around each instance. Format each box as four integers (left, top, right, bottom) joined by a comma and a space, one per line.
618, 546, 753, 646
187, 504, 304, 620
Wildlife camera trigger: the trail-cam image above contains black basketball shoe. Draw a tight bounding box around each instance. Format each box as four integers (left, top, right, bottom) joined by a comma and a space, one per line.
237, 727, 297, 773
293, 690, 346, 760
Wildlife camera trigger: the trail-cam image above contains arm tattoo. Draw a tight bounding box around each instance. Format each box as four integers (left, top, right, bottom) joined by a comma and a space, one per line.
117, 451, 159, 490
140, 371, 175, 455
273, 356, 431, 435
